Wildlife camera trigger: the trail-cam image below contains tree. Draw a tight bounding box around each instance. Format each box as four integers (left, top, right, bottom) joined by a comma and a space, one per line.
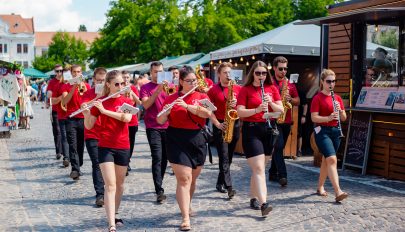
32, 32, 89, 72
374, 29, 398, 49
294, 0, 344, 20
78, 24, 87, 32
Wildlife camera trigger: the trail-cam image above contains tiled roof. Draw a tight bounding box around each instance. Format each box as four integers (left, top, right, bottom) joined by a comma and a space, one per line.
0, 14, 34, 34
35, 32, 100, 47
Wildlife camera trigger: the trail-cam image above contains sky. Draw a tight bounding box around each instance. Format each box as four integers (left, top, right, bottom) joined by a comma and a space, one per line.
0, 0, 112, 32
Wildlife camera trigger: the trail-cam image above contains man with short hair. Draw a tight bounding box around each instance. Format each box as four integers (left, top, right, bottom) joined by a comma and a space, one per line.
140, 61, 169, 203
168, 66, 180, 86
268, 56, 300, 187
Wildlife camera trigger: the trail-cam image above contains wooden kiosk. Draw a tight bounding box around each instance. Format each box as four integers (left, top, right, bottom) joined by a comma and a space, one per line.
298, 0, 405, 181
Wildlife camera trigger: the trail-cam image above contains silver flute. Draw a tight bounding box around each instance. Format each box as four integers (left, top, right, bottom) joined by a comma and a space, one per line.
69, 86, 130, 118
157, 85, 198, 118
329, 86, 344, 138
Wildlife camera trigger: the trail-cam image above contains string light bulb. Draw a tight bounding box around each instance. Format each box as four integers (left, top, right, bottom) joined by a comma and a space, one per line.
234, 62, 238, 67
375, 24, 379, 32
267, 63, 272, 70
240, 57, 244, 62
213, 66, 217, 70
246, 61, 250, 66
252, 55, 256, 60
210, 60, 213, 65
229, 58, 232, 63
219, 60, 222, 64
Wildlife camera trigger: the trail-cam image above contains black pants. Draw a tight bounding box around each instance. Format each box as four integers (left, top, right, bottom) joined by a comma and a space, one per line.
146, 128, 168, 194
58, 119, 69, 160
51, 111, 62, 155
85, 139, 105, 197
213, 120, 240, 188
129, 126, 139, 161
66, 118, 85, 172
269, 123, 291, 178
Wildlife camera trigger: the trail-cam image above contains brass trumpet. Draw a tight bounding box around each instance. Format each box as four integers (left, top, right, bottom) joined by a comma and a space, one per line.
163, 82, 176, 95
77, 76, 87, 96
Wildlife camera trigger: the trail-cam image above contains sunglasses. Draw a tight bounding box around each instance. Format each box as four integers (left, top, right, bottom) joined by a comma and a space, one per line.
183, 79, 197, 83
114, 82, 126, 87
325, 80, 337, 84
254, 71, 268, 76
55, 70, 63, 73
278, 67, 288, 72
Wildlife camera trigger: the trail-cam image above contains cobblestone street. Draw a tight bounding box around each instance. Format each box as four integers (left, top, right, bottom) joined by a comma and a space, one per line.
1, 104, 404, 232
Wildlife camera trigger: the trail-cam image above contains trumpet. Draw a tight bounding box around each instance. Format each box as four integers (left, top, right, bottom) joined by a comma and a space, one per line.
77, 76, 87, 96
157, 85, 198, 117
163, 82, 176, 95
69, 86, 130, 118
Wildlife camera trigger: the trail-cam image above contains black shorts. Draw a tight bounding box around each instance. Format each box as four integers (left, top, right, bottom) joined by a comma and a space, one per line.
166, 127, 207, 169
98, 147, 130, 166
242, 122, 275, 159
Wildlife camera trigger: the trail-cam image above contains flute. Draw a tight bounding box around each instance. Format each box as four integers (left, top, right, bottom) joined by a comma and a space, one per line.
69, 86, 130, 118
157, 85, 198, 117
329, 86, 344, 138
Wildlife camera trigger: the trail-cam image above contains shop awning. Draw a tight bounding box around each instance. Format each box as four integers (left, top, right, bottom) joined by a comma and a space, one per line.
132, 53, 204, 73
295, 7, 405, 25
23, 68, 48, 78
185, 54, 211, 68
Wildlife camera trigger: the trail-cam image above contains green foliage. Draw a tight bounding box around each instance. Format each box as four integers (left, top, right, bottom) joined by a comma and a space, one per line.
78, 24, 87, 32
33, 32, 89, 72
89, 0, 338, 67
375, 29, 398, 49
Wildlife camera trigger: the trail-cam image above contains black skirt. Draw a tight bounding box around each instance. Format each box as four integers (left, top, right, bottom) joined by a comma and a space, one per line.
166, 126, 207, 169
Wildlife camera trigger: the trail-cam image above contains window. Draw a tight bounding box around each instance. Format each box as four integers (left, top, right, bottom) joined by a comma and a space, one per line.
17, 44, 22, 53
23, 44, 28, 53
0, 44, 2, 53
4, 44, 7, 53
23, 61, 29, 68
364, 24, 399, 87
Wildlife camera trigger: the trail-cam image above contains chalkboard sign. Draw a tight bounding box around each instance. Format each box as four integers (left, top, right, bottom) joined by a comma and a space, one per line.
343, 112, 373, 174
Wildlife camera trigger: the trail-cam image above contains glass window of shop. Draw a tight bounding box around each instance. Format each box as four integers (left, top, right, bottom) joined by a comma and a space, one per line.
364, 23, 400, 88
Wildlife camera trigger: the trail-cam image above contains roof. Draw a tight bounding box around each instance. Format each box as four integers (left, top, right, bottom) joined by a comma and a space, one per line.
132, 53, 204, 73
23, 68, 47, 78
0, 14, 34, 34
185, 54, 211, 68
295, 7, 405, 25
106, 63, 146, 72
210, 20, 320, 60
35, 32, 100, 47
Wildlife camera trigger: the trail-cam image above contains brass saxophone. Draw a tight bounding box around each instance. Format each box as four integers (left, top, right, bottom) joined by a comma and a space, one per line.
277, 78, 292, 124
223, 80, 239, 143
163, 82, 176, 95
196, 65, 208, 91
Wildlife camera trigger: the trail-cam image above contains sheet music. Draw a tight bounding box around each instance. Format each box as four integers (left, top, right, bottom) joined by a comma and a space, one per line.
157, 71, 173, 84
119, 103, 139, 115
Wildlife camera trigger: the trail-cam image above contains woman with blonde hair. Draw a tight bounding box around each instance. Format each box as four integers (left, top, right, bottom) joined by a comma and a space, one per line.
311, 69, 348, 203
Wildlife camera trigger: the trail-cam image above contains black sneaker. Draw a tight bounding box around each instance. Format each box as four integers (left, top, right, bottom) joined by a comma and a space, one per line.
157, 191, 167, 203
63, 159, 70, 168
70, 170, 80, 180
250, 198, 260, 210
95, 195, 104, 207
115, 218, 124, 227
216, 184, 227, 193
127, 165, 132, 172
56, 154, 62, 160
227, 187, 236, 199
279, 177, 287, 187
261, 202, 273, 216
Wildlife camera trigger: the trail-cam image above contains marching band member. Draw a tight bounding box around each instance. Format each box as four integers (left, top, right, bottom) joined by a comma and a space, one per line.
207, 62, 241, 199
61, 64, 90, 179
81, 67, 107, 207
140, 61, 169, 203
157, 66, 212, 231
122, 70, 141, 175
236, 60, 283, 216
268, 56, 300, 187
83, 70, 134, 232
311, 69, 348, 203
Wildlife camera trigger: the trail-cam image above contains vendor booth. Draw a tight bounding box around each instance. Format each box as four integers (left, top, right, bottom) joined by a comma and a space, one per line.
297, 1, 405, 180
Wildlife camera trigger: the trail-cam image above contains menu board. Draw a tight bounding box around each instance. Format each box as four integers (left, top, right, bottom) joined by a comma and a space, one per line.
356, 87, 398, 109
343, 112, 372, 174
393, 87, 405, 110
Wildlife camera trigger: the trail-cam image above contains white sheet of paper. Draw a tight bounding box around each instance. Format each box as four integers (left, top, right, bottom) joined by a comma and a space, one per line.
289, 73, 299, 83
199, 99, 217, 111
262, 112, 281, 119
157, 71, 173, 84
95, 84, 104, 94
67, 77, 81, 85
314, 126, 321, 134
63, 71, 72, 81
230, 70, 243, 81
119, 103, 139, 115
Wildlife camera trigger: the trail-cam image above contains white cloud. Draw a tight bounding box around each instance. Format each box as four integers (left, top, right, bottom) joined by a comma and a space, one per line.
0, 0, 105, 31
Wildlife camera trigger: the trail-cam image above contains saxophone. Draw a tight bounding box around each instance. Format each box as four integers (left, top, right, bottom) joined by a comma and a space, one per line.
277, 78, 292, 124
195, 65, 208, 91
223, 80, 239, 143
163, 82, 176, 95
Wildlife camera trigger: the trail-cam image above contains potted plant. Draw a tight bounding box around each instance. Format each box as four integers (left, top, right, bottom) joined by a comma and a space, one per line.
341, 93, 350, 108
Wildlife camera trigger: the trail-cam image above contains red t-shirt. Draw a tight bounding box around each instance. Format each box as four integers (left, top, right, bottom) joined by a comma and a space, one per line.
205, 78, 214, 87
207, 83, 242, 121
163, 91, 208, 129
81, 88, 101, 140
53, 82, 69, 120
91, 95, 132, 149
273, 79, 299, 124
47, 78, 63, 115
237, 84, 281, 122
62, 83, 91, 119
310, 91, 344, 127
127, 85, 139, 127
